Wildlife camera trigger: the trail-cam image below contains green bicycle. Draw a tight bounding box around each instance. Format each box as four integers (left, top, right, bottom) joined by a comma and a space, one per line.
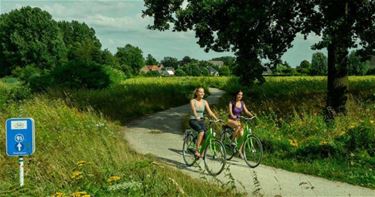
182, 118, 226, 176
220, 116, 263, 168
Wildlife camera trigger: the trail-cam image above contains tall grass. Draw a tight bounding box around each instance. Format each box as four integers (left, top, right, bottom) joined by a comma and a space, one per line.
46, 76, 234, 123
0, 96, 240, 196
217, 76, 375, 188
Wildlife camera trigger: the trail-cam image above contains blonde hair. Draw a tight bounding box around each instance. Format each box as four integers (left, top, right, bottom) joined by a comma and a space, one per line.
193, 87, 204, 98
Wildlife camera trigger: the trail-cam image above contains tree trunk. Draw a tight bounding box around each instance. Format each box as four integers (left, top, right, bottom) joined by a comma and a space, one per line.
235, 49, 265, 85
326, 39, 349, 120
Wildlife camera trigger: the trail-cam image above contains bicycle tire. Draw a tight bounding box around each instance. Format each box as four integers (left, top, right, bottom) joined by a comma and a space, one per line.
220, 129, 236, 160
203, 139, 226, 176
182, 133, 197, 166
242, 135, 263, 168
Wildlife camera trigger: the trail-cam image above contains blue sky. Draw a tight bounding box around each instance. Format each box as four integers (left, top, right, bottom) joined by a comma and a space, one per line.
0, 0, 325, 67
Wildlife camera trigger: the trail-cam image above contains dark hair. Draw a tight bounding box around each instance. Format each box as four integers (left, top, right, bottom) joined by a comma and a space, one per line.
232, 90, 243, 101
194, 87, 204, 98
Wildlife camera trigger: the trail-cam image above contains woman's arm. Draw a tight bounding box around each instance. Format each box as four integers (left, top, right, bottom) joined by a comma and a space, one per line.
205, 100, 218, 120
243, 102, 255, 117
190, 99, 200, 120
228, 102, 236, 119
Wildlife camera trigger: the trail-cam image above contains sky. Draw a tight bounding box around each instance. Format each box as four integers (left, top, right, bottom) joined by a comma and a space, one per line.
0, 0, 326, 67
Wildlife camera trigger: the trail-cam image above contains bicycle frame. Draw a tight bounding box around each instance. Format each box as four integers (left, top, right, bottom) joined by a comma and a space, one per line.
199, 124, 216, 154
234, 117, 253, 150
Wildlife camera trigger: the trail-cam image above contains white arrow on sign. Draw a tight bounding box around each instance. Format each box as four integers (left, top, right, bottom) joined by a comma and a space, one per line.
17, 143, 22, 151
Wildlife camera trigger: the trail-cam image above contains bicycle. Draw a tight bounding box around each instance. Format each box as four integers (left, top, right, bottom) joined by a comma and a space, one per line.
220, 116, 263, 168
182, 118, 227, 176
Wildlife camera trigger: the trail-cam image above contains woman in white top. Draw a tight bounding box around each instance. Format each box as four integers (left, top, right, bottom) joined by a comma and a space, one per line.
189, 87, 218, 158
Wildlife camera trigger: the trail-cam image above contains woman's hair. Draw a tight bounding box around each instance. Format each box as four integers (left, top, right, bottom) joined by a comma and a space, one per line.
232, 90, 243, 101
193, 87, 204, 98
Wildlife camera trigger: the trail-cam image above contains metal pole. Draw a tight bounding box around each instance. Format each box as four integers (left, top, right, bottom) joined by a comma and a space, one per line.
19, 156, 24, 187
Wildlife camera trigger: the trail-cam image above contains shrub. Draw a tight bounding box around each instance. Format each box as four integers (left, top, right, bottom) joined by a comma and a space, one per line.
52, 61, 111, 89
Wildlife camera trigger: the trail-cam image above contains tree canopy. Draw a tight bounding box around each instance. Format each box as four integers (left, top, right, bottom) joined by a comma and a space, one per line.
0, 6, 67, 76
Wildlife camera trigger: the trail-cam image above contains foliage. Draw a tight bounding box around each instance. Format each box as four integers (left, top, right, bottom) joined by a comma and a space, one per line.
145, 54, 159, 65
0, 97, 239, 196
160, 56, 179, 70
296, 60, 312, 75
51, 61, 111, 89
311, 52, 327, 76
115, 44, 145, 76
0, 6, 66, 76
348, 51, 370, 75
58, 20, 102, 64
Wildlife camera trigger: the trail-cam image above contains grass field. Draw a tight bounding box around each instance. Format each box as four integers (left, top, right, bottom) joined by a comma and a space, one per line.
1, 75, 374, 195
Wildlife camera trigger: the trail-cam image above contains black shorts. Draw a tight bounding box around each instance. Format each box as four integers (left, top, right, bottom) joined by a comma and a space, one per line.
189, 119, 206, 133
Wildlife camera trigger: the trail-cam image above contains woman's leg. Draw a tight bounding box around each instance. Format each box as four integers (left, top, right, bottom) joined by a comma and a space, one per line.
227, 119, 241, 140
195, 131, 204, 157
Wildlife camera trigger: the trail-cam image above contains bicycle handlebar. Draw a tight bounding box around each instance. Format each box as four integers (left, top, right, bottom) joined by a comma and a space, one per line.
238, 115, 256, 121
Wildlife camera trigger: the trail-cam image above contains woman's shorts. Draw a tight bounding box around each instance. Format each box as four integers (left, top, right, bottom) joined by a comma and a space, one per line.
189, 119, 206, 133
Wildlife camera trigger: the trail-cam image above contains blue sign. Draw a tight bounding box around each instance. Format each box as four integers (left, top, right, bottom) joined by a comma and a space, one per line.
5, 118, 35, 156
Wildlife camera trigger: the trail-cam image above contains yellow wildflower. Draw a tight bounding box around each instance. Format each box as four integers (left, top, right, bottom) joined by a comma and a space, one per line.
289, 139, 299, 147
71, 191, 88, 197
370, 120, 374, 124
320, 140, 328, 145
71, 171, 83, 180
107, 175, 121, 183
76, 160, 86, 167
53, 192, 64, 197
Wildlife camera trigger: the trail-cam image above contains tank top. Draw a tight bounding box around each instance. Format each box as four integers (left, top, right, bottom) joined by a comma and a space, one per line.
230, 101, 243, 119
190, 99, 206, 119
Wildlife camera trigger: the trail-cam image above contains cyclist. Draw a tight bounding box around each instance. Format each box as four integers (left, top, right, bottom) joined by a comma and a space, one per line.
189, 87, 218, 158
227, 90, 255, 144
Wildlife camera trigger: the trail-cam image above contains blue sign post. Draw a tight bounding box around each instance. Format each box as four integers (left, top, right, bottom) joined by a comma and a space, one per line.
5, 118, 35, 187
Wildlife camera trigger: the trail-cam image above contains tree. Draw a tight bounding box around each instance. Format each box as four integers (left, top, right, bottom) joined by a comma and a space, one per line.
348, 51, 369, 75
143, 0, 300, 84
180, 56, 197, 66
0, 6, 67, 76
99, 49, 119, 68
115, 44, 145, 75
145, 54, 159, 65
300, 0, 375, 115
160, 56, 179, 69
58, 20, 102, 64
144, 0, 375, 116
296, 60, 311, 75
311, 52, 327, 76
219, 66, 231, 76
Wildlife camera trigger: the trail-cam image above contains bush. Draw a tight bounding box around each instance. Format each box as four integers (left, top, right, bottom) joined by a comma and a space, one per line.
338, 123, 375, 156
52, 61, 111, 89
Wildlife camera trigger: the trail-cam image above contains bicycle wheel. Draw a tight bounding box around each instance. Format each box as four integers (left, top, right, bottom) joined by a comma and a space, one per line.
220, 129, 236, 160
242, 135, 263, 168
182, 133, 197, 166
203, 140, 226, 176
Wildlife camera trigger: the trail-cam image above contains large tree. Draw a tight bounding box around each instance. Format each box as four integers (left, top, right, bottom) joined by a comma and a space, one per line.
58, 20, 102, 64
0, 6, 67, 76
300, 0, 375, 115
143, 0, 375, 117
143, 0, 301, 84
115, 44, 145, 75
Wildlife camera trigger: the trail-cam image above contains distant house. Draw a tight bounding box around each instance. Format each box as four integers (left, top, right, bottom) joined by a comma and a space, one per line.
207, 66, 219, 76
208, 60, 224, 68
160, 67, 175, 76
140, 64, 164, 73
